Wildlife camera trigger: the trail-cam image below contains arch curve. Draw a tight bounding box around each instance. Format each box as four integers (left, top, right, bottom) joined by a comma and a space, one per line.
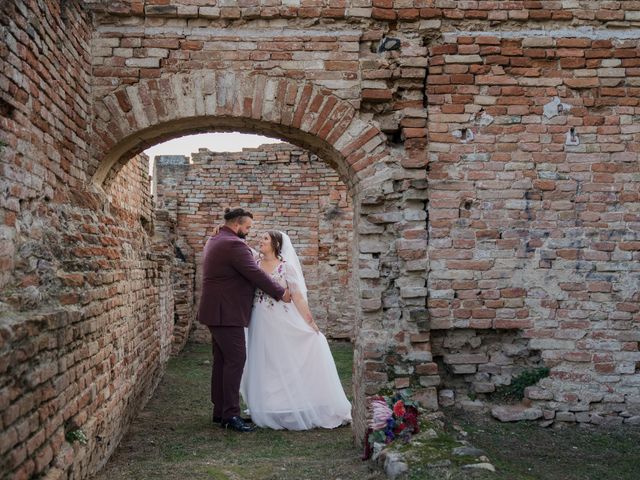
91, 72, 390, 189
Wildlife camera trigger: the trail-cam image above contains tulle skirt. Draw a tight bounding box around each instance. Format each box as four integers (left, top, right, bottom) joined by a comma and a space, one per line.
240, 299, 352, 430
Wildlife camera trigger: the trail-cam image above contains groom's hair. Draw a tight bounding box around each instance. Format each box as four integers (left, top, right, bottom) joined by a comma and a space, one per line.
224, 207, 253, 223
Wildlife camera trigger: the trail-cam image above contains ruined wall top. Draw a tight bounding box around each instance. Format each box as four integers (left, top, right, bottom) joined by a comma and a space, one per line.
82, 0, 640, 30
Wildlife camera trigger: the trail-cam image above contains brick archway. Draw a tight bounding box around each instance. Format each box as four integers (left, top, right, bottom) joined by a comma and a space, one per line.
89, 71, 430, 444
91, 71, 388, 191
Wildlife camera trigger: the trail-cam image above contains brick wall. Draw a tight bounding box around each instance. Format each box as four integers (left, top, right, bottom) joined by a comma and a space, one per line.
0, 2, 175, 477
153, 143, 355, 342
426, 33, 640, 424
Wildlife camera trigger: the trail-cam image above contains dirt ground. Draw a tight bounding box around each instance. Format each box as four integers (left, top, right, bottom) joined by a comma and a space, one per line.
92, 342, 640, 480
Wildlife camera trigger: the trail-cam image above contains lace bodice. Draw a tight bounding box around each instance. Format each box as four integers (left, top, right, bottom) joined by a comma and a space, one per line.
255, 261, 288, 310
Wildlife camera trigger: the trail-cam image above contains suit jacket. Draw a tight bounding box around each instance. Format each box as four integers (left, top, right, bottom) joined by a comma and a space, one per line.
197, 226, 286, 327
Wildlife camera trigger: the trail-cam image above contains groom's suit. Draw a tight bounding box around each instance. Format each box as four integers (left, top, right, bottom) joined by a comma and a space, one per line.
198, 226, 286, 420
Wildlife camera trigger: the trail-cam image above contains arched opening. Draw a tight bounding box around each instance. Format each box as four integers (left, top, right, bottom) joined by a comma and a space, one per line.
90, 72, 390, 193
99, 120, 368, 437
89, 72, 430, 460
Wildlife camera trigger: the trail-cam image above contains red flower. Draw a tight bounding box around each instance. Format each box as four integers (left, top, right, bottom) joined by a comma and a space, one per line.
404, 406, 420, 433
393, 422, 407, 435
393, 400, 406, 418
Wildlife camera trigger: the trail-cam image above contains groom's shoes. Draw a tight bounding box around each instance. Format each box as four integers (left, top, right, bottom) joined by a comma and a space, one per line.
221, 416, 256, 432
213, 415, 252, 424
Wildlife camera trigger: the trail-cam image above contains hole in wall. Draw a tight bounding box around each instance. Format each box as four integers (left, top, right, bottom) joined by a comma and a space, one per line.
390, 130, 403, 145
0, 98, 15, 118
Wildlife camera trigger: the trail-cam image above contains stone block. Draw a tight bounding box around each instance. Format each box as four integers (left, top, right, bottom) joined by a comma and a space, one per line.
491, 406, 543, 422
444, 353, 488, 364
412, 387, 439, 410
525, 386, 553, 400
125, 57, 160, 68
473, 382, 495, 393
555, 411, 576, 422
419, 375, 441, 387
439, 389, 455, 407
444, 54, 483, 63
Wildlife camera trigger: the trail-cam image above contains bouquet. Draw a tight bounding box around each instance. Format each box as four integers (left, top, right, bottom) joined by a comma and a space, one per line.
363, 390, 420, 460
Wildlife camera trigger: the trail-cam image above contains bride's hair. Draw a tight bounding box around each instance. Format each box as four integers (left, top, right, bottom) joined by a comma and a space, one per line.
267, 231, 284, 260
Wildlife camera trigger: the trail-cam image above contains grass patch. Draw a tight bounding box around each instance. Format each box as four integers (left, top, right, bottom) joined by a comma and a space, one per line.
328, 340, 354, 399
452, 410, 640, 480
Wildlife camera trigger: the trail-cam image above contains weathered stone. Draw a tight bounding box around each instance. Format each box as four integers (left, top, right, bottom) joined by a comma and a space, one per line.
444, 354, 488, 364
459, 399, 486, 412
473, 382, 495, 393
462, 463, 496, 472
555, 411, 576, 422
525, 386, 554, 400
453, 446, 485, 457
384, 452, 409, 480
491, 406, 543, 422
439, 389, 455, 407
413, 388, 439, 410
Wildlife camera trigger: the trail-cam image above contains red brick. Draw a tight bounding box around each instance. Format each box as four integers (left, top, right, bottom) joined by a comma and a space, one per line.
565, 78, 600, 89
371, 7, 396, 20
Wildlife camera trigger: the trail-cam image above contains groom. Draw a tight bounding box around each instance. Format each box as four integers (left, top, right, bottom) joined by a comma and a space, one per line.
197, 207, 291, 432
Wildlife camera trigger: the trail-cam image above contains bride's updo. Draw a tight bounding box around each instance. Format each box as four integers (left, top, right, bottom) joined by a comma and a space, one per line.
267, 231, 284, 260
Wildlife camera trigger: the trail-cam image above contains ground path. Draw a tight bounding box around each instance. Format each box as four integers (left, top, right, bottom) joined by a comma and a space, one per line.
92, 342, 384, 480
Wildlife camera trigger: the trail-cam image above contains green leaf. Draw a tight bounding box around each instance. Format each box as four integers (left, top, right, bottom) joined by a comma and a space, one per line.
369, 430, 386, 444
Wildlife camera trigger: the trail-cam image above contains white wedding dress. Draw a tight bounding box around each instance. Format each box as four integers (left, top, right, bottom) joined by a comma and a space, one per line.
240, 234, 352, 430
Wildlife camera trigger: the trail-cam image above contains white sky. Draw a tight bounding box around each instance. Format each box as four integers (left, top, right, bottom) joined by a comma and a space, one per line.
144, 132, 283, 158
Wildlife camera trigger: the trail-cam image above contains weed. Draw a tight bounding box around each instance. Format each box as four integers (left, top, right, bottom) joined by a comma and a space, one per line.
66, 428, 88, 445
493, 367, 549, 401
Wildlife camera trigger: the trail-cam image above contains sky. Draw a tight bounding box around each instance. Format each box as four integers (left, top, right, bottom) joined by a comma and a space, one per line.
144, 132, 283, 159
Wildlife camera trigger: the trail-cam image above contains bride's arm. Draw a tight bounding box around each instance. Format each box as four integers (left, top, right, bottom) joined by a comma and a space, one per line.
291, 291, 319, 333
284, 262, 319, 333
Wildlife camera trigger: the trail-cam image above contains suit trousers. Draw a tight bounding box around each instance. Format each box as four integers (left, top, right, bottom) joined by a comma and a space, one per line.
209, 326, 246, 420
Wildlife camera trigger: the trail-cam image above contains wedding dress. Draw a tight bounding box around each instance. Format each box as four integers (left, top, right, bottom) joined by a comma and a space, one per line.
240, 233, 352, 430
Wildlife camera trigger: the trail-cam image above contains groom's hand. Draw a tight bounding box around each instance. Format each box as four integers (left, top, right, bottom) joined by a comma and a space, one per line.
282, 289, 292, 303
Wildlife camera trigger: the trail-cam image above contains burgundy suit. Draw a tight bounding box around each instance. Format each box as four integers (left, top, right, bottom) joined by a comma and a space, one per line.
198, 226, 285, 420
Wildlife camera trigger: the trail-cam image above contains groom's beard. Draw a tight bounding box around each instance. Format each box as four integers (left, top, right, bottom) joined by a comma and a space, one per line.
237, 232, 247, 239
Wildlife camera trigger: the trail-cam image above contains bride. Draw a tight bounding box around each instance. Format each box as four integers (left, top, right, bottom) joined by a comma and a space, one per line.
240, 231, 352, 430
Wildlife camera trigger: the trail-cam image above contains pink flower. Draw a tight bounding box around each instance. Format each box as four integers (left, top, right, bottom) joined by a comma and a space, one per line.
393, 400, 406, 418
369, 399, 392, 430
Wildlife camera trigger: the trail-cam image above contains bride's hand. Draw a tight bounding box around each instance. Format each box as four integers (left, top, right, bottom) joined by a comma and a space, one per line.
306, 316, 320, 334
282, 289, 292, 303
